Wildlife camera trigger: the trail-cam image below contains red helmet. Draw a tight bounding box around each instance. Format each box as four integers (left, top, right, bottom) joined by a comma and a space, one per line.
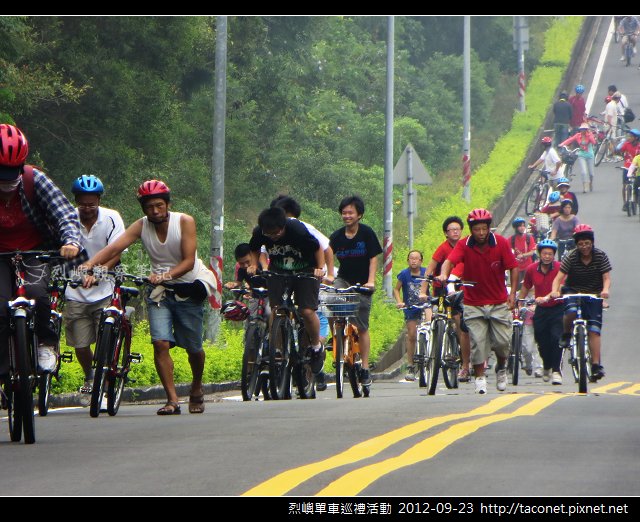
573, 223, 594, 241
605, 95, 612, 103
220, 300, 249, 321
137, 179, 171, 200
0, 124, 29, 167
467, 208, 493, 226
541, 136, 553, 145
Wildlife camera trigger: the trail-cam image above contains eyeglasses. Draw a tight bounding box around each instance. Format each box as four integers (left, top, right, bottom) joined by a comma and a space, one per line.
446, 228, 462, 233
262, 229, 284, 238
77, 204, 98, 209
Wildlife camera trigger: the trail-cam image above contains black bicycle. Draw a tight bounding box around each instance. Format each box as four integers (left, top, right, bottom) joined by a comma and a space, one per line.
90, 270, 144, 417
264, 271, 319, 401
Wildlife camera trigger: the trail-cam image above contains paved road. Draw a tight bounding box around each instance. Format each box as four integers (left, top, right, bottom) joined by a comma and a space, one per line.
2, 18, 640, 502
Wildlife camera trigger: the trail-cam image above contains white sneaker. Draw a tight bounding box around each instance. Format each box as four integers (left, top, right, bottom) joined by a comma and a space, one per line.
620, 56, 626, 61
496, 368, 508, 392
543, 369, 551, 382
37, 345, 57, 372
551, 371, 563, 385
475, 376, 487, 394
534, 368, 544, 378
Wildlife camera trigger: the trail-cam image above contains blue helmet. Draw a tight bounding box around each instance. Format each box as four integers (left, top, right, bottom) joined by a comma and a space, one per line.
72, 175, 104, 195
628, 128, 640, 139
512, 216, 526, 228
537, 239, 558, 252
548, 191, 561, 203
556, 177, 570, 186
575, 84, 585, 94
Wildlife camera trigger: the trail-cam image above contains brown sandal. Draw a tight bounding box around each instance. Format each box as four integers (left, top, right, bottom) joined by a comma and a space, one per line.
188, 393, 205, 414
157, 401, 181, 415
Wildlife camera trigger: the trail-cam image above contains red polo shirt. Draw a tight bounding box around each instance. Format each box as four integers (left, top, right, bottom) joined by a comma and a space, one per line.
447, 233, 517, 306
523, 261, 563, 308
432, 240, 464, 278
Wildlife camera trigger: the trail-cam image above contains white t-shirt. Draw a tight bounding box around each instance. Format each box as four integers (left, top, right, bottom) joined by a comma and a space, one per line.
66, 207, 125, 303
539, 147, 562, 180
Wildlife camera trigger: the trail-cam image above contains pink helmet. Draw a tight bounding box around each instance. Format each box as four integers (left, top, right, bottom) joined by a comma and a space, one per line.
467, 208, 493, 226
137, 180, 170, 200
541, 136, 553, 145
0, 124, 29, 167
220, 300, 249, 321
573, 223, 594, 242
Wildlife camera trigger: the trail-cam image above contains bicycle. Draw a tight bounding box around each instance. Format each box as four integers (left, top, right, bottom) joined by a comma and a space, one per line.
559, 146, 579, 181
89, 270, 144, 417
595, 126, 624, 166
623, 32, 636, 66
525, 168, 552, 216
507, 298, 535, 386
622, 171, 637, 216
230, 279, 271, 402
38, 273, 75, 417
264, 271, 319, 401
0, 250, 65, 443
319, 283, 374, 398
558, 293, 602, 393
423, 276, 475, 395
398, 302, 431, 388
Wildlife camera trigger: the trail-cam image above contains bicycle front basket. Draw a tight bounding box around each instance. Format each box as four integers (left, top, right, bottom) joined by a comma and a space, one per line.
319, 292, 360, 318
561, 150, 577, 165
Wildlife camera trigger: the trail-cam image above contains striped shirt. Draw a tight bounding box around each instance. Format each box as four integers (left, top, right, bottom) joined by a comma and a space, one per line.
560, 247, 612, 294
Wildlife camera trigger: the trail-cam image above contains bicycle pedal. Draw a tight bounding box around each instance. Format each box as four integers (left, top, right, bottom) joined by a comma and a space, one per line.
128, 352, 143, 364
60, 351, 74, 363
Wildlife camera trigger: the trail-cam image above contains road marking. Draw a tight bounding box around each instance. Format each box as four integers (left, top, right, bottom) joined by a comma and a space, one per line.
592, 381, 632, 393
617, 383, 640, 395
242, 394, 528, 496
585, 17, 614, 113
316, 394, 567, 496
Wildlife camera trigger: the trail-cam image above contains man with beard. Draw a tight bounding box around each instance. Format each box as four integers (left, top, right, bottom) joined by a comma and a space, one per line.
81, 180, 217, 415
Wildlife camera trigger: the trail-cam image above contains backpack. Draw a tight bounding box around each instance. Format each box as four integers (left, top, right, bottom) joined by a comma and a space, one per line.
511, 233, 538, 262
624, 107, 635, 123
21, 164, 36, 204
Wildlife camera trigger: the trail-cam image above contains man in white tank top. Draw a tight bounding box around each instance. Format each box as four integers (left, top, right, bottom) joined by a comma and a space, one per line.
81, 180, 216, 415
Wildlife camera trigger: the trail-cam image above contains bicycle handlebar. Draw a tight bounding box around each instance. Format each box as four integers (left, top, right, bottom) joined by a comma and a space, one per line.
320, 283, 375, 295
556, 293, 602, 300
262, 269, 320, 281
422, 275, 477, 287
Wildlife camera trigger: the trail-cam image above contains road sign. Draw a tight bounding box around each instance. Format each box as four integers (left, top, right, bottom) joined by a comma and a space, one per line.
393, 144, 432, 185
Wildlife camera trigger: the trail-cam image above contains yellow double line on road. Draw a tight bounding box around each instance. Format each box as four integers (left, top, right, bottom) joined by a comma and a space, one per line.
243, 393, 565, 496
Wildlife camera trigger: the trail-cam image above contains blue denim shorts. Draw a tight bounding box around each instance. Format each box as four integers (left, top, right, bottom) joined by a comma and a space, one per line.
563, 296, 603, 334
146, 289, 205, 353
317, 310, 329, 340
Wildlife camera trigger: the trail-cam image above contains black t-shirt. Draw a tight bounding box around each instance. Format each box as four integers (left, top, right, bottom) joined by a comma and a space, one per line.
330, 223, 382, 285
553, 100, 573, 124
249, 219, 320, 273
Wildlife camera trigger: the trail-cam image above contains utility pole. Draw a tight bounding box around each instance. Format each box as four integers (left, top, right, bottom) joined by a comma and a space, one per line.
514, 16, 529, 112
207, 15, 227, 341
462, 16, 471, 203
383, 16, 395, 297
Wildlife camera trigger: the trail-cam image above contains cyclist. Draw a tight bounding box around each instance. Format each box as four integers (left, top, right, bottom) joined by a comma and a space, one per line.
438, 209, 518, 395
556, 178, 579, 215
540, 190, 562, 218
329, 195, 382, 387
224, 242, 270, 318
550, 224, 611, 380
82, 180, 217, 415
421, 216, 471, 382
0, 123, 82, 379
568, 84, 587, 134
509, 216, 537, 287
393, 250, 426, 382
624, 152, 640, 207
615, 128, 640, 211
617, 16, 640, 60
270, 195, 334, 390
65, 175, 126, 394
519, 239, 564, 385
550, 200, 579, 260
559, 124, 596, 193
528, 137, 562, 186
248, 206, 326, 377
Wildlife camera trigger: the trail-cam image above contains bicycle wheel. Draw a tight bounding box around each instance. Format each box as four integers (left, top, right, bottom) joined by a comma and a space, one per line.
626, 43, 632, 66
37, 372, 53, 417
90, 322, 114, 417
334, 328, 345, 399
345, 331, 363, 398
427, 320, 444, 395
576, 326, 588, 393
241, 323, 262, 401
441, 329, 460, 389
5, 379, 21, 442
594, 138, 608, 166
626, 183, 633, 216
525, 184, 541, 216
269, 316, 292, 400
511, 326, 522, 386
107, 326, 129, 416
13, 316, 35, 443
417, 332, 429, 388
